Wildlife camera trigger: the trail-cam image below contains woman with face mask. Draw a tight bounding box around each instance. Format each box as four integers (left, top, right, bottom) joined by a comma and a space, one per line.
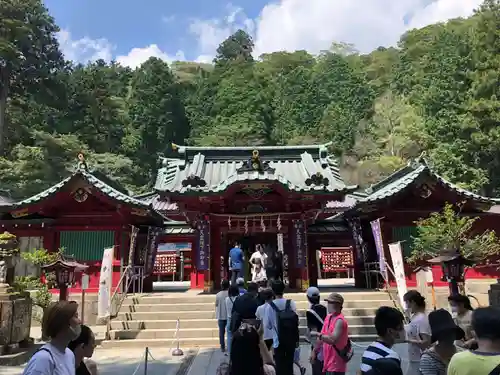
69, 325, 98, 375
24, 300, 82, 375
403, 290, 431, 375
419, 309, 465, 375
448, 294, 476, 349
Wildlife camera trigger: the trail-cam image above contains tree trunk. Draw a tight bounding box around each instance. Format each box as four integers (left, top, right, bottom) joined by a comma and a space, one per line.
0, 75, 9, 156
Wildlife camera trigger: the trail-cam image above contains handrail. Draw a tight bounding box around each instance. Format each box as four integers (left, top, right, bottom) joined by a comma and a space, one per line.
106, 265, 134, 340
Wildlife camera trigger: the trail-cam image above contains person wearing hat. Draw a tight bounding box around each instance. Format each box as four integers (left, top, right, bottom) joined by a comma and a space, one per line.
306, 287, 327, 375
313, 292, 350, 375
236, 277, 247, 295
419, 309, 465, 375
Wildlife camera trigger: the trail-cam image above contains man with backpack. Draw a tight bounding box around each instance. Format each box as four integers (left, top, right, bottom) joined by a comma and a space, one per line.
306, 287, 327, 375
265, 280, 299, 375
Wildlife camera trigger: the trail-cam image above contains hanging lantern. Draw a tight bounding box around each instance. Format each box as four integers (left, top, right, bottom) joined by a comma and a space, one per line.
277, 215, 282, 231
244, 217, 249, 234
261, 216, 266, 232
277, 233, 284, 253
228, 216, 232, 229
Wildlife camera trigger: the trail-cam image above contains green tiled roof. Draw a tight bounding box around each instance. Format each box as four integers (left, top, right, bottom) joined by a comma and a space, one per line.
359, 159, 499, 205
5, 170, 160, 212
155, 143, 356, 194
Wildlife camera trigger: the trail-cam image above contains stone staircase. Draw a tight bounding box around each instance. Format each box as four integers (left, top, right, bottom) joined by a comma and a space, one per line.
100, 290, 395, 348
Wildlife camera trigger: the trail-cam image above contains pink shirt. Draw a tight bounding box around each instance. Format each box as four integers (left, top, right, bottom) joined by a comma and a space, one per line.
321, 313, 349, 373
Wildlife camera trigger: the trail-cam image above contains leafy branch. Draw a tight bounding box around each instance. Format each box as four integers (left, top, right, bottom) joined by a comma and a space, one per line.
409, 203, 500, 264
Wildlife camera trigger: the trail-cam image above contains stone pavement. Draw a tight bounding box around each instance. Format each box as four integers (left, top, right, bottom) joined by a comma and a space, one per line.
0, 348, 188, 375
187, 342, 411, 375
0, 343, 410, 375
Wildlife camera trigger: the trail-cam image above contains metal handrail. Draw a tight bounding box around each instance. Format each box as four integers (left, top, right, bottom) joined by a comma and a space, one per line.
106, 265, 134, 340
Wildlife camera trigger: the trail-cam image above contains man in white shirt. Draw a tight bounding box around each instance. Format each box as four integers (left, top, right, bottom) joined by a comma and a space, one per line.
215, 279, 230, 352
256, 288, 274, 350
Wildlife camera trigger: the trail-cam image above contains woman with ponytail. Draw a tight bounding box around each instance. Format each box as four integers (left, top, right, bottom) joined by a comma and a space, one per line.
448, 294, 477, 349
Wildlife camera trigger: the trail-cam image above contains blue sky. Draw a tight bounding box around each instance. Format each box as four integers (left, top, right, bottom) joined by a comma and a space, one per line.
43, 0, 483, 68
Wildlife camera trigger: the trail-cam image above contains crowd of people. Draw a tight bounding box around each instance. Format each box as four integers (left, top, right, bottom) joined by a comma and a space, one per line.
215, 279, 500, 375
22, 300, 97, 375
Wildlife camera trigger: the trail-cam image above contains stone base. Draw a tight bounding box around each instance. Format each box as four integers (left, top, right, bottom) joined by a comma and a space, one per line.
0, 292, 32, 353
489, 282, 500, 306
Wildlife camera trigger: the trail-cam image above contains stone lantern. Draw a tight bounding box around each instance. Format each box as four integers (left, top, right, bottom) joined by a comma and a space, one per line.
42, 255, 88, 301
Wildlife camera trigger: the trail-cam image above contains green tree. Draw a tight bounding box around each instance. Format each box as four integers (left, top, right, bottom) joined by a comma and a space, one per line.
126, 57, 190, 184
0, 0, 64, 153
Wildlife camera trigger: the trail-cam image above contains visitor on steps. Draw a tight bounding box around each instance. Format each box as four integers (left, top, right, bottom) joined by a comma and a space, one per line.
419, 309, 464, 375
306, 286, 327, 375
250, 244, 268, 277
447, 306, 500, 375
216, 322, 275, 375
226, 285, 240, 354
256, 288, 275, 351
23, 300, 82, 375
216, 279, 230, 353
68, 325, 98, 375
252, 258, 267, 286
314, 292, 352, 375
229, 242, 244, 285
231, 282, 259, 333
359, 306, 405, 375
403, 290, 431, 375
265, 280, 299, 375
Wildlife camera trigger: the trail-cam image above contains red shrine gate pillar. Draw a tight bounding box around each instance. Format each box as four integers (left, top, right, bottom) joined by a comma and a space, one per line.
289, 219, 309, 291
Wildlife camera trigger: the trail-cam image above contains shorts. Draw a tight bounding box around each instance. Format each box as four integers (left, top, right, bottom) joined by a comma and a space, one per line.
294, 347, 300, 362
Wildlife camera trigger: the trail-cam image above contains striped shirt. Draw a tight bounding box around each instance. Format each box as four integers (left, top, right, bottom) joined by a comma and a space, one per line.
360, 341, 401, 374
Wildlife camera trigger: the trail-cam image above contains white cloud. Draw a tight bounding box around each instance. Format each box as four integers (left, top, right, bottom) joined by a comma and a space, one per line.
116, 45, 186, 69
57, 29, 186, 69
57, 29, 114, 63
189, 0, 483, 60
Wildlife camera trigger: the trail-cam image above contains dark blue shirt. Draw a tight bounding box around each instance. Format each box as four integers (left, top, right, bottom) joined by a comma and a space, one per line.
229, 247, 244, 270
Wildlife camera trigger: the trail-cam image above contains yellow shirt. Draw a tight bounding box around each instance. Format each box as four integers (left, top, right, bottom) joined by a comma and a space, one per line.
447, 350, 500, 375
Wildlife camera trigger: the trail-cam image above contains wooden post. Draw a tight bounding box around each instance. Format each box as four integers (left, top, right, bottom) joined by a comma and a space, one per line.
81, 274, 89, 324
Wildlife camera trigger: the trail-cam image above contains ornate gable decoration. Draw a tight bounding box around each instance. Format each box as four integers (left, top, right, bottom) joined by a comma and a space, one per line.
182, 175, 207, 188
305, 171, 329, 187
237, 150, 275, 174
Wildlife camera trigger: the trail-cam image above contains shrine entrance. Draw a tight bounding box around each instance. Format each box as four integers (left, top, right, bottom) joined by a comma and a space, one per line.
224, 232, 284, 285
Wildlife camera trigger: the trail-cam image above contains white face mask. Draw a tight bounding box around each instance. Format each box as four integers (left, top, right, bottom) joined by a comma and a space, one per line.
450, 305, 459, 313
70, 324, 82, 339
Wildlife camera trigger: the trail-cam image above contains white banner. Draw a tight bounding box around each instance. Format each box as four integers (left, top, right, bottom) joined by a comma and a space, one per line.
388, 242, 407, 309
97, 247, 114, 319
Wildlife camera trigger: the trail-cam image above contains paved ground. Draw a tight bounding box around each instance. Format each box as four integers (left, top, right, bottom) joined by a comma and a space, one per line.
0, 343, 410, 375
188, 343, 410, 375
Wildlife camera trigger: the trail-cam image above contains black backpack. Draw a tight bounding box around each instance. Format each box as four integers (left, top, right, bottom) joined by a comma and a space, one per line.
270, 300, 299, 347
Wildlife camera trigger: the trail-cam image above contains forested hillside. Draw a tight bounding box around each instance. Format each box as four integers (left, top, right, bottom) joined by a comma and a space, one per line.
0, 0, 499, 199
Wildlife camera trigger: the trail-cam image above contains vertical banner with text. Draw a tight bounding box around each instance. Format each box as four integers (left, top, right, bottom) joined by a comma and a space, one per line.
97, 247, 114, 319
370, 218, 388, 282
388, 242, 408, 309
196, 219, 210, 271
293, 220, 306, 268
144, 227, 162, 276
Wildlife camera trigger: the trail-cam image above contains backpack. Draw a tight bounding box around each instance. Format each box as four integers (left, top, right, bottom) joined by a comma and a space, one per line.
326, 314, 354, 363
270, 300, 299, 348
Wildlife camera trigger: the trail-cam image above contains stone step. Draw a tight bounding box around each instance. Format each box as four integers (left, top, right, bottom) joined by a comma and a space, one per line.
100, 334, 379, 349
109, 324, 376, 340
120, 300, 390, 313
110, 315, 376, 330
122, 292, 391, 305
116, 307, 382, 321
